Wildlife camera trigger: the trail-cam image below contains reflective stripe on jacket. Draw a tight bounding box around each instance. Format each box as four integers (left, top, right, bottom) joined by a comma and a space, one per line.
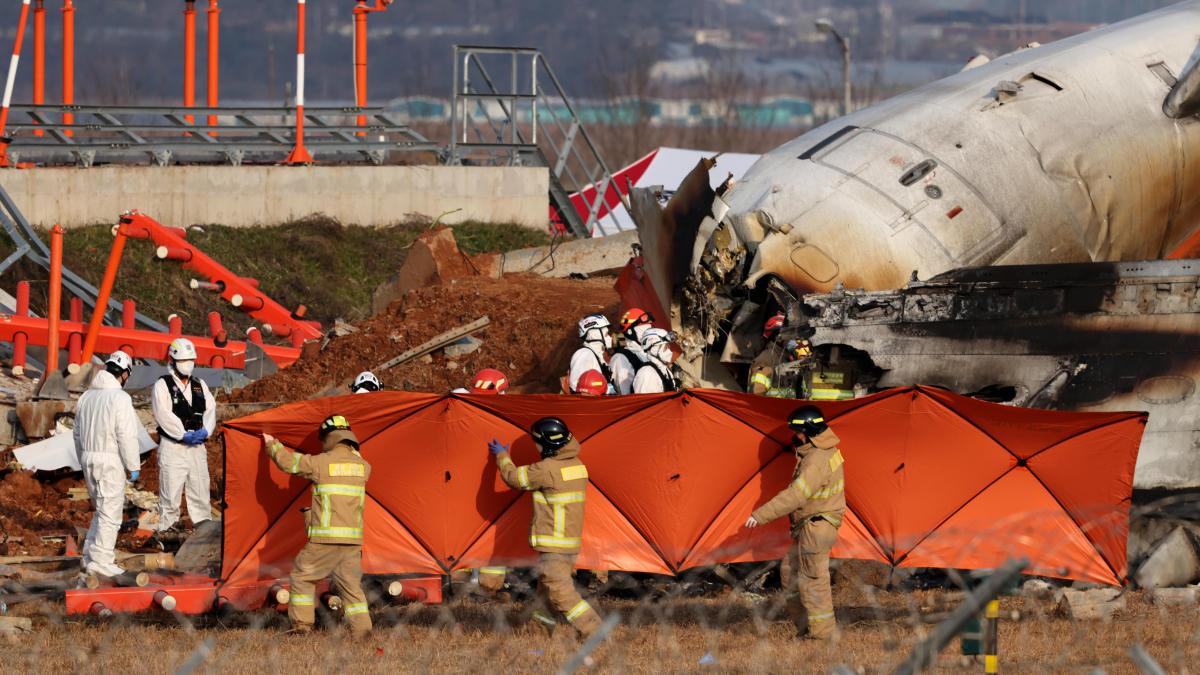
497, 438, 588, 553
267, 429, 371, 544
752, 428, 846, 536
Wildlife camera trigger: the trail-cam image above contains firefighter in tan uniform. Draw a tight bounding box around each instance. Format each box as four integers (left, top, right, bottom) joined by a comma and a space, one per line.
262, 415, 372, 636
745, 405, 845, 640
489, 417, 602, 638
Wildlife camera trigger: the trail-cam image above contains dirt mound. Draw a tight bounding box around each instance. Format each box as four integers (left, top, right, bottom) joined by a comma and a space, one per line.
0, 471, 92, 556
231, 274, 620, 402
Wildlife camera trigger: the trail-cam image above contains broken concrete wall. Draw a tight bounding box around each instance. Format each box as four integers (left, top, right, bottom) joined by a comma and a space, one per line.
1134, 526, 1200, 589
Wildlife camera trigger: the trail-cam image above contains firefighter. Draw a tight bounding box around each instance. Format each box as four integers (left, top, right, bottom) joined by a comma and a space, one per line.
488, 418, 602, 638
744, 405, 845, 640
351, 371, 382, 394
609, 308, 652, 394
632, 328, 679, 393
567, 314, 613, 394
748, 313, 814, 397
262, 415, 372, 636
153, 338, 215, 533
74, 351, 141, 579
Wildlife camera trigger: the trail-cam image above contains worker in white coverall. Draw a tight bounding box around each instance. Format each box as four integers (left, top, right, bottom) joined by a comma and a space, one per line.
73, 351, 142, 578
632, 328, 680, 393
152, 338, 216, 533
609, 308, 653, 395
567, 313, 615, 394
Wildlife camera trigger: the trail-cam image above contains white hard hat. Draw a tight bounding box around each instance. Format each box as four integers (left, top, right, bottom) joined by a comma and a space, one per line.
640, 327, 675, 350
352, 371, 382, 393
105, 350, 133, 374
167, 337, 198, 361
577, 313, 611, 339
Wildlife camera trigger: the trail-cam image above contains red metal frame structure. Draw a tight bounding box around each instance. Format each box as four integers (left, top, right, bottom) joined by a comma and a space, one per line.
353, 0, 391, 136
1, 303, 301, 371
120, 211, 322, 346
65, 575, 442, 616
283, 0, 313, 164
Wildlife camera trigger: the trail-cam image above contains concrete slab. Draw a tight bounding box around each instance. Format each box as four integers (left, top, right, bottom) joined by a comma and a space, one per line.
1135, 526, 1200, 589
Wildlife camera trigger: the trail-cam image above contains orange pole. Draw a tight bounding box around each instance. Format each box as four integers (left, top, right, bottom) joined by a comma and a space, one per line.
32, 0, 43, 136
61, 0, 72, 136
183, 0, 196, 128
45, 223, 63, 375
283, 0, 312, 164
67, 296, 81, 370
354, 1, 367, 136
0, 0, 34, 166
78, 223, 128, 368
206, 0, 219, 135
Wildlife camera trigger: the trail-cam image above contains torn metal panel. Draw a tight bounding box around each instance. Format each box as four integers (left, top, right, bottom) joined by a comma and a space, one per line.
801, 259, 1200, 489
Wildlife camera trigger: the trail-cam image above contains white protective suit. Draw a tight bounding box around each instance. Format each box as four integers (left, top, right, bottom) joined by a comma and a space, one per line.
568, 343, 610, 393
73, 370, 142, 577
632, 353, 678, 394
609, 342, 648, 395
152, 372, 216, 531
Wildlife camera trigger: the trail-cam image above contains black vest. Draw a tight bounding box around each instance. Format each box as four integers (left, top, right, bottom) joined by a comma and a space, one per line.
611, 346, 647, 371
637, 361, 679, 392
158, 375, 206, 442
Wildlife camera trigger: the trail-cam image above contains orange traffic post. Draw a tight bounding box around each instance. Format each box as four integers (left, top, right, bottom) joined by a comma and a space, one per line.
32, 0, 43, 136
282, 0, 312, 164
60, 0, 72, 136
206, 0, 219, 135
183, 0, 196, 129
44, 224, 63, 374
0, 0, 34, 167
79, 222, 129, 368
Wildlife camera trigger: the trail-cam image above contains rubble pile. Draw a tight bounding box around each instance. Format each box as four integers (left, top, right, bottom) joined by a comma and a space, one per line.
232, 273, 620, 402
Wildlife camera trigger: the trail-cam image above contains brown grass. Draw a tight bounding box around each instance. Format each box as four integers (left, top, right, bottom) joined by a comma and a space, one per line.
2, 589, 1197, 674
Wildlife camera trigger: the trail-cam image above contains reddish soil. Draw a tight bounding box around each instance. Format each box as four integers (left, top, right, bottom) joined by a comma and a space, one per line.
230, 273, 621, 402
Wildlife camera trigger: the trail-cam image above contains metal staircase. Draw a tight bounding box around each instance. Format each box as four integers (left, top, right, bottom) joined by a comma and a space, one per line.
447, 45, 624, 238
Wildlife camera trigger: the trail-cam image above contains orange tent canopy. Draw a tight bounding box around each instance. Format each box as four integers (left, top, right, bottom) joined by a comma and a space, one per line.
220, 387, 1145, 588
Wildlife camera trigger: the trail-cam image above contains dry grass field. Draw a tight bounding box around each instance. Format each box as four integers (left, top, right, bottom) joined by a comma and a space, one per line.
1, 588, 1196, 674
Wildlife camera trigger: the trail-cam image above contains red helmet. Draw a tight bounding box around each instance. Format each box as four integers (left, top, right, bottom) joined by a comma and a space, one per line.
470, 368, 509, 394
763, 312, 785, 340
620, 308, 654, 335
575, 369, 608, 396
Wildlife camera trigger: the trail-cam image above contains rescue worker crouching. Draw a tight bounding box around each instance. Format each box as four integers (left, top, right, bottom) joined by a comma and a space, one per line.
74, 351, 142, 580
153, 338, 216, 534
749, 312, 813, 397
262, 415, 373, 636
488, 417, 602, 638
744, 405, 845, 641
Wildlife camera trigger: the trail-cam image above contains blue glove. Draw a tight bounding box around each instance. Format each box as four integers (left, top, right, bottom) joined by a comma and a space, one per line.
129, 470, 140, 483
181, 430, 207, 445
488, 439, 509, 456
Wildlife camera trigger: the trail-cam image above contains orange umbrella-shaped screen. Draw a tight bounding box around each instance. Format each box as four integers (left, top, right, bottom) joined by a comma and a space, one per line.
221, 387, 1144, 587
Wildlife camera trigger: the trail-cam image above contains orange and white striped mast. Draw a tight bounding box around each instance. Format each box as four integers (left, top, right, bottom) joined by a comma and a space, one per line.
283, 0, 312, 164
0, 0, 34, 167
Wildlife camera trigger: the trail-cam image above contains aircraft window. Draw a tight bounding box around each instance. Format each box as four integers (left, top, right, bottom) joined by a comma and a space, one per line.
899, 159, 937, 187
798, 125, 859, 160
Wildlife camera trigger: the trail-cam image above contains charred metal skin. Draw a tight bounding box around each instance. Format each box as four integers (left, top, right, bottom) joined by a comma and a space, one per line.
801, 259, 1200, 490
